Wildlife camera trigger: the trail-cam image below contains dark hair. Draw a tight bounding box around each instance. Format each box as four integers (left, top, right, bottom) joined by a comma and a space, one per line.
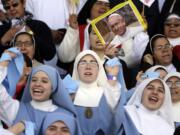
149, 34, 169, 53
1, 0, 24, 6
23, 53, 32, 67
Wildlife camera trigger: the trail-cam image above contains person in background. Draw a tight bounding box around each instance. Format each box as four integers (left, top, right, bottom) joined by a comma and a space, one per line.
164, 72, 180, 127
140, 34, 180, 72
0, 0, 57, 67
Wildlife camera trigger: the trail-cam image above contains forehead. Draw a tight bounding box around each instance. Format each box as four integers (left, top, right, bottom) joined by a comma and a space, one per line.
153, 37, 169, 46
108, 15, 123, 22
32, 71, 49, 78
16, 34, 32, 40
147, 80, 163, 87
3, 0, 20, 4
80, 54, 96, 61
167, 76, 180, 81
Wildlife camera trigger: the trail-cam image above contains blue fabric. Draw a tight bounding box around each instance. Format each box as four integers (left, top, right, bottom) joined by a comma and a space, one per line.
105, 57, 120, 67
63, 74, 79, 94
14, 102, 74, 135
1, 47, 24, 96
105, 58, 127, 91
114, 105, 140, 135
41, 112, 82, 135
24, 121, 35, 135
21, 65, 76, 115
75, 95, 114, 135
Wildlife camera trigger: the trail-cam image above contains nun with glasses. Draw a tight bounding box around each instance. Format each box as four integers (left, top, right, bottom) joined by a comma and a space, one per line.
164, 72, 180, 127
40, 112, 82, 135
0, 65, 77, 135
115, 78, 175, 135
72, 50, 128, 135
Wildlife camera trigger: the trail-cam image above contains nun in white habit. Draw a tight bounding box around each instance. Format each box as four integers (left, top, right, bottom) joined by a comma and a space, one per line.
164, 72, 180, 126
72, 50, 123, 135
123, 78, 175, 135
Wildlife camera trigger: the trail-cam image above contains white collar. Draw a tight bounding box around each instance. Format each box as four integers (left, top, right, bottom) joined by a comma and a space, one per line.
172, 101, 180, 122
31, 100, 58, 112
165, 64, 177, 72
168, 37, 180, 47
74, 82, 104, 107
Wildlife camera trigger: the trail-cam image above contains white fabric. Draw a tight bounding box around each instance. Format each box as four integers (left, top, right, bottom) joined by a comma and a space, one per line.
104, 82, 121, 109
125, 105, 174, 135
30, 100, 57, 112
0, 129, 14, 135
83, 22, 91, 50
126, 78, 174, 128
110, 26, 148, 68
168, 37, 180, 47
158, 0, 166, 12
172, 102, 180, 122
164, 72, 180, 122
56, 27, 80, 63
139, 0, 155, 7
165, 64, 177, 73
74, 82, 104, 107
72, 50, 120, 109
25, 0, 87, 29
146, 65, 167, 73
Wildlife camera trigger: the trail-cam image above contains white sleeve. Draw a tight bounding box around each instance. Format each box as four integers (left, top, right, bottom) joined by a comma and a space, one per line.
25, 0, 34, 15
56, 27, 80, 63
0, 128, 14, 135
132, 32, 149, 65
104, 82, 121, 110
0, 84, 19, 126
77, 0, 88, 13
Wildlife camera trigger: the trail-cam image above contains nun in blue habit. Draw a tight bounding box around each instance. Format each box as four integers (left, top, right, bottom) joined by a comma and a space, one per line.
40, 112, 82, 135
72, 50, 127, 135
0, 65, 77, 135
115, 78, 175, 135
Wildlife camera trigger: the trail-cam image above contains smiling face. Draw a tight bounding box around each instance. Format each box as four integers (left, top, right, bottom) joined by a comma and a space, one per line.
153, 37, 173, 66
141, 80, 165, 111
3, 0, 25, 18
90, 1, 110, 20
45, 121, 70, 135
164, 18, 180, 38
30, 71, 52, 101
77, 54, 99, 84
108, 14, 126, 36
89, 29, 105, 51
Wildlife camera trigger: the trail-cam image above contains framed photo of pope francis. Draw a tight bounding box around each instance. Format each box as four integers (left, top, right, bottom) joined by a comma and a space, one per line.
90, 0, 147, 45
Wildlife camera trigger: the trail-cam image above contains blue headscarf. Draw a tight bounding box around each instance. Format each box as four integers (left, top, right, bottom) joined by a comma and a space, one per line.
41, 112, 82, 135
0, 47, 24, 96
21, 65, 76, 115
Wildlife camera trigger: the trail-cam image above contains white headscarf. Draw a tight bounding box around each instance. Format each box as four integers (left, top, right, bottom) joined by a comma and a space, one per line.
146, 65, 167, 73
125, 78, 174, 135
72, 50, 107, 107
164, 72, 180, 122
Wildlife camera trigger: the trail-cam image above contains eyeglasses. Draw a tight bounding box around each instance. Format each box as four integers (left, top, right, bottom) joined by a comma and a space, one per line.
78, 60, 98, 67
3, 2, 19, 10
166, 81, 180, 88
154, 44, 171, 51
164, 22, 180, 27
95, 1, 110, 7
15, 41, 33, 47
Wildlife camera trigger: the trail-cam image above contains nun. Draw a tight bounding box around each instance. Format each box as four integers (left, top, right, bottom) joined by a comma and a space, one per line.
116, 78, 175, 135
0, 65, 76, 135
41, 112, 82, 135
72, 50, 128, 135
164, 72, 180, 127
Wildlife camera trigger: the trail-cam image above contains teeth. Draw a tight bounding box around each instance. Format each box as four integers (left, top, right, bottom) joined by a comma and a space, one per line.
149, 97, 158, 102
